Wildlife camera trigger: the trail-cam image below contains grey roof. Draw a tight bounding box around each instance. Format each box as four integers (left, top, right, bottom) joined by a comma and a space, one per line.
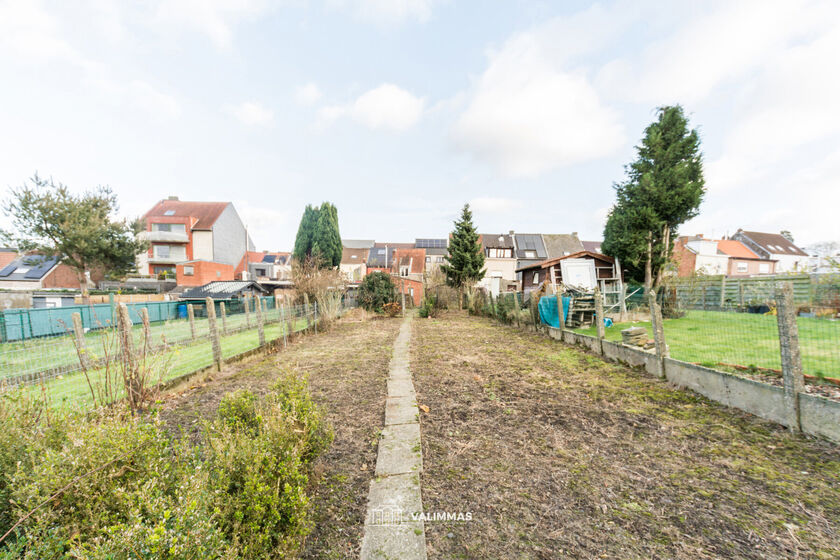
542, 234, 584, 259
582, 240, 603, 253
480, 233, 514, 250
513, 233, 547, 259
180, 281, 268, 299
342, 239, 376, 249
423, 247, 449, 256
367, 246, 395, 268
0, 255, 60, 281
734, 230, 809, 257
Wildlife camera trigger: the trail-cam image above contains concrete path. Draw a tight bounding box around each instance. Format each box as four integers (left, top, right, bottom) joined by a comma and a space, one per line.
360, 316, 427, 560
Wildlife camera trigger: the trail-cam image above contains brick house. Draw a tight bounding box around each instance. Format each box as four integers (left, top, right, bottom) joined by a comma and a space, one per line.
0, 254, 104, 292
139, 197, 254, 281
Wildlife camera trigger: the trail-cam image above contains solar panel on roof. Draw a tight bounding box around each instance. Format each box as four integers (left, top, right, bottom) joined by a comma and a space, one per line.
0, 263, 16, 277
261, 255, 275, 263
22, 257, 57, 279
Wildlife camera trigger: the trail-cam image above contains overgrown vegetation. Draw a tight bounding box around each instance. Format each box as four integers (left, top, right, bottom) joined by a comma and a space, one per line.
0, 370, 331, 559
357, 271, 396, 313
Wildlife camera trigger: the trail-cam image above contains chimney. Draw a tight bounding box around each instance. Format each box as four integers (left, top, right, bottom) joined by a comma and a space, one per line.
168, 196, 179, 201
509, 230, 515, 236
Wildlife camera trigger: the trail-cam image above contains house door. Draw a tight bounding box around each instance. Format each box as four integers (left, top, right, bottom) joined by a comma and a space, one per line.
560, 259, 596, 290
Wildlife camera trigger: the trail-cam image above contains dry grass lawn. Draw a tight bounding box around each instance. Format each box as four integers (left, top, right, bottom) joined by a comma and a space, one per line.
411, 312, 840, 559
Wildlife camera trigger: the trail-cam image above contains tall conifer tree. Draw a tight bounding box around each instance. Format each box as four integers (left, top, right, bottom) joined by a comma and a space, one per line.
441, 204, 485, 292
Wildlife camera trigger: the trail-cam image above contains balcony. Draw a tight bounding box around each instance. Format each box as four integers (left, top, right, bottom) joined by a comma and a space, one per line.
140, 230, 189, 243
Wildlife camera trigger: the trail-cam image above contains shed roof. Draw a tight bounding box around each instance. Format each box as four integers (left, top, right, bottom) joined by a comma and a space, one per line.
180, 281, 268, 299
539, 250, 615, 270
143, 199, 229, 230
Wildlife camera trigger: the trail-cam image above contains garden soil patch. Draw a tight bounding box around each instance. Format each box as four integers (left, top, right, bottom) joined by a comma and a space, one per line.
158, 315, 402, 559
412, 312, 840, 559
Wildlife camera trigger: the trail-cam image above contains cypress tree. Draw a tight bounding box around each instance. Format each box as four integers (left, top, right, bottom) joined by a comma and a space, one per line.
441, 203, 485, 291
311, 202, 342, 267
602, 105, 704, 292
293, 204, 319, 263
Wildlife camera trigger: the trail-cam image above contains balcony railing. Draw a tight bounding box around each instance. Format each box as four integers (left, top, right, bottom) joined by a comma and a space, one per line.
140, 231, 189, 243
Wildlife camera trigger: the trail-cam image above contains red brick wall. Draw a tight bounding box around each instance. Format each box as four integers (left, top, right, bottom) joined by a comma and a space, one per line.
672, 240, 697, 277
176, 261, 234, 286
394, 276, 424, 306
42, 264, 104, 289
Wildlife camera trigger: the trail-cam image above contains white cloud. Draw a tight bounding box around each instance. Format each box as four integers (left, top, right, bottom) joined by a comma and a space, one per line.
228, 101, 274, 126
319, 84, 424, 131
151, 0, 270, 48
452, 18, 625, 178
469, 197, 523, 214
295, 82, 323, 105
328, 0, 439, 25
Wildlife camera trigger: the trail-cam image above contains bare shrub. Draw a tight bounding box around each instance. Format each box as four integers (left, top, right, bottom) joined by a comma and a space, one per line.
292, 256, 347, 325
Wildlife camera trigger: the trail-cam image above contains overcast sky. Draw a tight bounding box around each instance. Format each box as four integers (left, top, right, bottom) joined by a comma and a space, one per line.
1, 0, 838, 251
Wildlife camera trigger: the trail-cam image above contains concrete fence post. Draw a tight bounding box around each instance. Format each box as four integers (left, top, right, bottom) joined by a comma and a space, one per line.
72, 312, 90, 370
187, 303, 196, 340
117, 304, 138, 392
530, 295, 539, 332
244, 295, 252, 328
220, 301, 228, 335
206, 297, 222, 371
514, 292, 522, 329
489, 292, 496, 322
648, 291, 667, 378
303, 293, 311, 333
255, 295, 265, 346
555, 291, 565, 333
720, 276, 727, 309
139, 307, 151, 356
594, 285, 605, 347
775, 282, 804, 432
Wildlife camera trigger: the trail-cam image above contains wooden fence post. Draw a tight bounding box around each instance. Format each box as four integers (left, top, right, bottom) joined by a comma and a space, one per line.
514, 292, 521, 329
775, 282, 804, 432
72, 312, 90, 370
187, 303, 196, 340
530, 295, 539, 332
720, 276, 726, 309
220, 301, 228, 335
206, 297, 222, 371
279, 299, 288, 348
648, 291, 667, 378
117, 304, 140, 408
244, 295, 252, 328
255, 296, 265, 346
401, 280, 406, 317
139, 308, 151, 357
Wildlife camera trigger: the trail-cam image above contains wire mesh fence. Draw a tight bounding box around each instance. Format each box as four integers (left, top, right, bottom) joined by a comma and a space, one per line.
0, 296, 330, 410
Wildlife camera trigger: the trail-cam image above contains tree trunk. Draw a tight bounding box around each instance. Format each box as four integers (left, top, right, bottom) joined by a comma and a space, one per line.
77, 269, 90, 304
644, 232, 653, 296
654, 224, 671, 290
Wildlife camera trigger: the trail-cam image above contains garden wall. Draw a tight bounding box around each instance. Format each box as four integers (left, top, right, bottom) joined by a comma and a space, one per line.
547, 327, 840, 444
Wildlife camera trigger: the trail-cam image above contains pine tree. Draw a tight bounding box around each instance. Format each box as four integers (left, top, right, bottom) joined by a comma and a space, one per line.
602, 105, 704, 292
311, 202, 342, 267
441, 204, 485, 292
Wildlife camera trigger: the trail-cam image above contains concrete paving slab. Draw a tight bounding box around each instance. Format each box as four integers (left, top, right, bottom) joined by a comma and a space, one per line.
387, 377, 416, 397
385, 396, 419, 426
375, 423, 422, 476
360, 522, 427, 560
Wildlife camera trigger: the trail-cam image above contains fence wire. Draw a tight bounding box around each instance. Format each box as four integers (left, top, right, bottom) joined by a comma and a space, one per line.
0, 297, 325, 409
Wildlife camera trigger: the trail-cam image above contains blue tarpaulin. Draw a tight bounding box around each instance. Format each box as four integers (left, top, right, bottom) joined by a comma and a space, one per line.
538, 295, 570, 328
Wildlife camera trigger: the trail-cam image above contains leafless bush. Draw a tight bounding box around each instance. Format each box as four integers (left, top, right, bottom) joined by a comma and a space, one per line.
292, 256, 347, 325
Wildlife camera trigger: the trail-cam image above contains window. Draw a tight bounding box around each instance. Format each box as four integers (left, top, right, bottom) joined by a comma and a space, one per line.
425, 256, 431, 264
487, 248, 496, 258
154, 245, 170, 258
759, 263, 770, 273
183, 265, 194, 276
152, 223, 186, 233
736, 262, 748, 273
400, 266, 409, 276
532, 272, 539, 285
525, 250, 536, 258
164, 210, 175, 216
256, 268, 266, 276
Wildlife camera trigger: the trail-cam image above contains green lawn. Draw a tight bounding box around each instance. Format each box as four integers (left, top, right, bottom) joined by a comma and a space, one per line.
574, 310, 840, 378
0, 306, 298, 380
17, 316, 313, 411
